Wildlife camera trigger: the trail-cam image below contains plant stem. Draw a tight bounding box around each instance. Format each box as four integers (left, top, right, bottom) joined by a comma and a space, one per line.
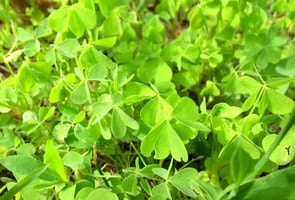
94, 162, 110, 187
92, 145, 110, 187
4, 62, 15, 77
115, 146, 119, 174
130, 142, 147, 166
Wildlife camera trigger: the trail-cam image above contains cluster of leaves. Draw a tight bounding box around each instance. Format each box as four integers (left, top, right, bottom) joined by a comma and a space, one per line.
0, 0, 295, 199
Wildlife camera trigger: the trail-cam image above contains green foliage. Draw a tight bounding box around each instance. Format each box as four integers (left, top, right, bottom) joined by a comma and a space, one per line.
0, 0, 295, 199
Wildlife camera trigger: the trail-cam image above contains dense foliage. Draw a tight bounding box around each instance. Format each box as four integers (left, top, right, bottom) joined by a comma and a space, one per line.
1, 0, 295, 199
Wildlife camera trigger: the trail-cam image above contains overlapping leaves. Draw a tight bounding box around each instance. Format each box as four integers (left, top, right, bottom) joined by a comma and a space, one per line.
141, 97, 209, 162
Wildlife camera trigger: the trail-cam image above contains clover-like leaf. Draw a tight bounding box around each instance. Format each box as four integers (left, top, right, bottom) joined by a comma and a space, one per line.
17, 62, 52, 92
238, 76, 262, 95
48, 5, 96, 38
141, 120, 188, 162
151, 182, 171, 199
49, 80, 66, 103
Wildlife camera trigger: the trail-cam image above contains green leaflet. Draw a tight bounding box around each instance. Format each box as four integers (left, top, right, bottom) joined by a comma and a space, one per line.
263, 88, 294, 115
44, 140, 69, 182
0, 86, 17, 113
122, 174, 139, 196
70, 81, 91, 104
87, 64, 108, 81
123, 82, 157, 104
78, 46, 115, 70
102, 11, 123, 37
63, 151, 85, 170
141, 120, 188, 162
140, 96, 173, 125
73, 124, 94, 149
56, 39, 81, 58
97, 0, 116, 17
151, 182, 171, 199
111, 107, 139, 138
262, 128, 295, 166
169, 168, 199, 198
172, 97, 210, 132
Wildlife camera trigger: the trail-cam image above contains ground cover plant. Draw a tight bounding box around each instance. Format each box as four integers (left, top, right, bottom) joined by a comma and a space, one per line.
0, 0, 295, 199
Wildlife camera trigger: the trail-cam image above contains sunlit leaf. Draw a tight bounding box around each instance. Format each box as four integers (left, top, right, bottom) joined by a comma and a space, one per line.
17, 27, 34, 42
264, 88, 294, 115
141, 120, 188, 162
73, 124, 94, 149
124, 82, 157, 104
122, 174, 139, 195
87, 63, 108, 81
140, 96, 173, 125
262, 129, 295, 165
91, 36, 117, 50
70, 81, 90, 104
62, 151, 85, 170
56, 39, 80, 58
44, 140, 68, 182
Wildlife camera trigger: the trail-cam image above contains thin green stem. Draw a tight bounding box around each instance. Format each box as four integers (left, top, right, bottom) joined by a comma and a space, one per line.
179, 156, 203, 170
130, 142, 147, 166
87, 115, 96, 129
253, 64, 266, 85
249, 85, 266, 116
4, 62, 15, 77
167, 158, 174, 176
94, 162, 110, 187
92, 146, 110, 187
115, 146, 120, 174
159, 159, 164, 168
